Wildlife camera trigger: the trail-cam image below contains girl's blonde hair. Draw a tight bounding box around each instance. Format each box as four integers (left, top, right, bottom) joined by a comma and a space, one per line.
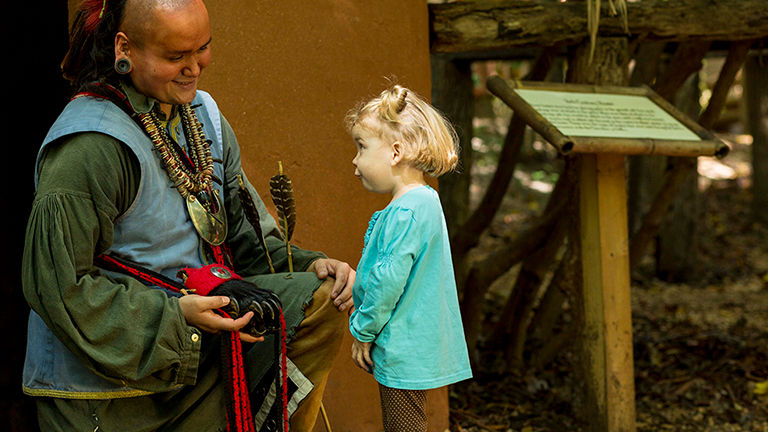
345, 84, 460, 177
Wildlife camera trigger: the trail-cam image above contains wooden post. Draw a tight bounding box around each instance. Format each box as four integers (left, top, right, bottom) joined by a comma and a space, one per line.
572, 37, 636, 432
579, 153, 636, 432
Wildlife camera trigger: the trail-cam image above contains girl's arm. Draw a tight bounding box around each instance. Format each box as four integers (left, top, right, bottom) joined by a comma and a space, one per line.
349, 207, 421, 342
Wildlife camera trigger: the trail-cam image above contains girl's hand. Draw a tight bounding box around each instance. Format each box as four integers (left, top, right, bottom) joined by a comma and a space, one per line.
351, 339, 373, 372
178, 295, 264, 343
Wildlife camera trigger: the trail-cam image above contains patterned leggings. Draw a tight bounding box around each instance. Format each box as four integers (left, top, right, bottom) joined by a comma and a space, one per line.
378, 385, 427, 432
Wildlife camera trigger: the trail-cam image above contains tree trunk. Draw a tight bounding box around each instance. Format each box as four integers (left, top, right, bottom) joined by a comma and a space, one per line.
656, 73, 702, 281
746, 55, 768, 224
432, 57, 474, 238
627, 41, 667, 232
628, 41, 711, 269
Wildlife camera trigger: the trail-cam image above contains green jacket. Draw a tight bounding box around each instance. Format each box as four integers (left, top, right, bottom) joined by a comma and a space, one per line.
23, 84, 324, 398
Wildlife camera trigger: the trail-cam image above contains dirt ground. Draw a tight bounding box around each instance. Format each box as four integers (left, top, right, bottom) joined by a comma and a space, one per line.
448, 140, 768, 431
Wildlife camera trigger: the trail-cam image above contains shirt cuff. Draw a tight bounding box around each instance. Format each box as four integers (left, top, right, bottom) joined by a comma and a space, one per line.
348, 313, 376, 343
174, 326, 202, 386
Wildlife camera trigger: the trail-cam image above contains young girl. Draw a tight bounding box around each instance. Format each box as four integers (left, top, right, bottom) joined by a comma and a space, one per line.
345, 84, 472, 431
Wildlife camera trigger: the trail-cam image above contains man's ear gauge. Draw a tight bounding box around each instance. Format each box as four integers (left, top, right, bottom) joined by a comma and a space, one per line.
115, 58, 132, 74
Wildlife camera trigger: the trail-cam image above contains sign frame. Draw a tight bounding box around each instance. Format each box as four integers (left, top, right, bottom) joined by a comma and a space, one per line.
486, 77, 730, 158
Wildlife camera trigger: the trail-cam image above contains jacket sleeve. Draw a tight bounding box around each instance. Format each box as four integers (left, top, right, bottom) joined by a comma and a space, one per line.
219, 114, 326, 277
22, 134, 201, 392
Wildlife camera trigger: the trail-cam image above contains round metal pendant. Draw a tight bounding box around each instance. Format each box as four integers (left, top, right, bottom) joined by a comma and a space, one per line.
210, 266, 233, 279
186, 190, 227, 246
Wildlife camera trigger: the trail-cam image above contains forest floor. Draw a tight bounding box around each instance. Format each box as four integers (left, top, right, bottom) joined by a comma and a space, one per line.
448, 139, 768, 432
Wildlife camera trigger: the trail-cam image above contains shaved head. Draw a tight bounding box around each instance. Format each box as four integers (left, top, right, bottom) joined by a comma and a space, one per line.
114, 0, 211, 114
121, 0, 203, 47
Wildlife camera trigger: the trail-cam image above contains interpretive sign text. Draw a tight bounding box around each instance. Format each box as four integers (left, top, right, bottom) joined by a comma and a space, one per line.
516, 89, 700, 141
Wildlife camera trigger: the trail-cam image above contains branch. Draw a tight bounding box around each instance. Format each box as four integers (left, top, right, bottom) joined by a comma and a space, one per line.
629, 40, 754, 269
652, 41, 711, 101
466, 157, 577, 288
698, 40, 755, 129
451, 47, 558, 255
459, 160, 575, 366
500, 214, 570, 370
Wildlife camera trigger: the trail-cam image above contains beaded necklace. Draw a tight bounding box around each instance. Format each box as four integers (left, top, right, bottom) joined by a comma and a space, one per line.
136, 104, 227, 245
137, 105, 213, 198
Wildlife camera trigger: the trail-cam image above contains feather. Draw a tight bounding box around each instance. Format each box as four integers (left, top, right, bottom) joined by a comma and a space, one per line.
237, 174, 275, 274
269, 162, 297, 272
82, 0, 107, 34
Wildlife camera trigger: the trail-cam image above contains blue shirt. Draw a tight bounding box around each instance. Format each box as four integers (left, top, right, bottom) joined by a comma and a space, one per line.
349, 186, 472, 390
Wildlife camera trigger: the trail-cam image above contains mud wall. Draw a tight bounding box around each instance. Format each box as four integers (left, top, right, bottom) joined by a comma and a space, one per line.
202, 3, 445, 431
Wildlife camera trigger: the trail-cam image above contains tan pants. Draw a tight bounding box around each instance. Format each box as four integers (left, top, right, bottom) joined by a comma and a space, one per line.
286, 278, 346, 431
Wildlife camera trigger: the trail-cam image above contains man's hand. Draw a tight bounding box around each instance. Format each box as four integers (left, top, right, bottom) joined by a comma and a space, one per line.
310, 258, 356, 312
351, 339, 373, 373
178, 295, 264, 343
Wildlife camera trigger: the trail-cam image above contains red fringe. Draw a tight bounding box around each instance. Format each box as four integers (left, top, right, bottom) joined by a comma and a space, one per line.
280, 312, 289, 432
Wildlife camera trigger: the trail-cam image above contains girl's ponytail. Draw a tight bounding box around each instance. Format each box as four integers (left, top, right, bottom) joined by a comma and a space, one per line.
378, 85, 409, 123
346, 83, 460, 177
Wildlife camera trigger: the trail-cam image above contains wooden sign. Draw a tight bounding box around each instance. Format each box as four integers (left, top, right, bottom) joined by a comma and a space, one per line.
516, 90, 700, 140
486, 76, 729, 158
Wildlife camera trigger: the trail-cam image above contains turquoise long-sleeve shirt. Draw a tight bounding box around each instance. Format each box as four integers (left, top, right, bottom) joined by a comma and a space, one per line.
349, 185, 472, 390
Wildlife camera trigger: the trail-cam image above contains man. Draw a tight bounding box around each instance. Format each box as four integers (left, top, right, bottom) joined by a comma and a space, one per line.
22, 0, 353, 430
